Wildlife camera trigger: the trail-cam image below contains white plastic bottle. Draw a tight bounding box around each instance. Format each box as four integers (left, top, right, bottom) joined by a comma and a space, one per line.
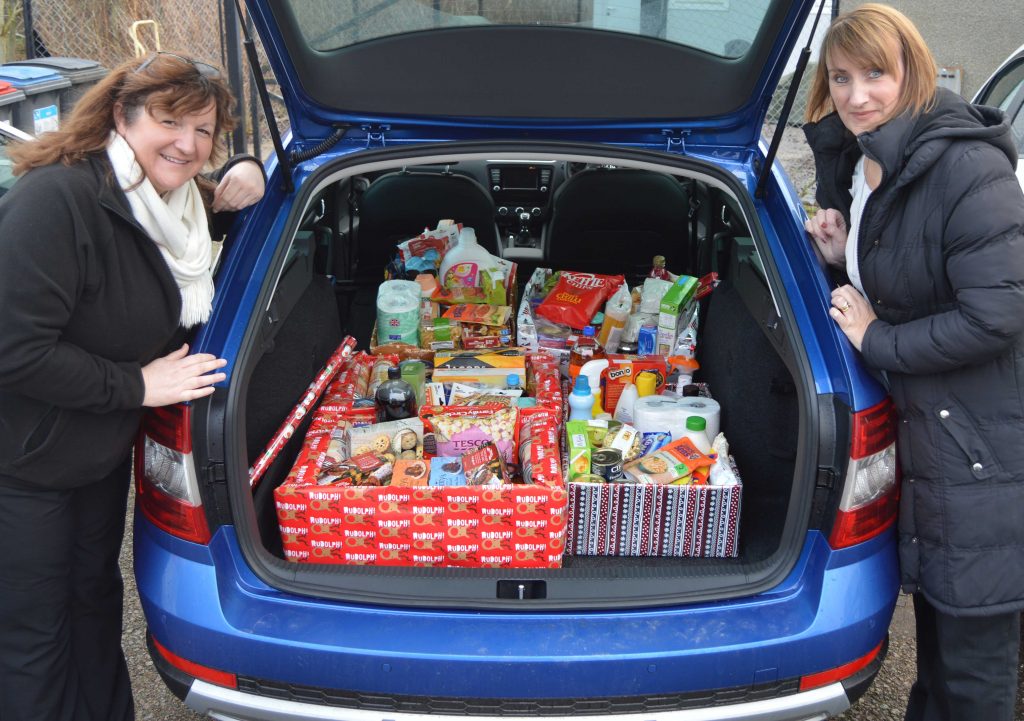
568, 375, 596, 421
681, 416, 712, 454
613, 382, 639, 424
439, 227, 500, 288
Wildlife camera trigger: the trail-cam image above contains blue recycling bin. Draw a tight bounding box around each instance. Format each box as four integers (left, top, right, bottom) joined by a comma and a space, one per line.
0, 80, 25, 126
5, 57, 108, 114
0, 65, 71, 136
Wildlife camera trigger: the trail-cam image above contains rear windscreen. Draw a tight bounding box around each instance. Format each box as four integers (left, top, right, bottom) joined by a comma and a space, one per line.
285, 0, 771, 59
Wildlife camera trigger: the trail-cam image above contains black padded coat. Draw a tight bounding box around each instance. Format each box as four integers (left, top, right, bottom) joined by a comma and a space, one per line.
804, 88, 1024, 616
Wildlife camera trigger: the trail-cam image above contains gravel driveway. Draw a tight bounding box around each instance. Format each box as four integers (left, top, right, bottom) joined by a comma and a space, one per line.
120, 128, 1022, 718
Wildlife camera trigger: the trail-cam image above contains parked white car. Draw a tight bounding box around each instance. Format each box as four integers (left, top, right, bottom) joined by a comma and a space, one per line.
974, 43, 1024, 188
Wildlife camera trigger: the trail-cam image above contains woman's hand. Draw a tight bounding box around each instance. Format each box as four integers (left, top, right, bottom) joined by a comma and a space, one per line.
805, 208, 848, 269
829, 285, 876, 351
141, 343, 228, 407
211, 160, 265, 212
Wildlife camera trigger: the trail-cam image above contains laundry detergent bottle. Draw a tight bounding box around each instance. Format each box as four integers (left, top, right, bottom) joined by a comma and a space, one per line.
439, 227, 499, 288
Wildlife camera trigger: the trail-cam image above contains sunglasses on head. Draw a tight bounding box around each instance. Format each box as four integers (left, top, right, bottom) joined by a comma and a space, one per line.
135, 51, 220, 79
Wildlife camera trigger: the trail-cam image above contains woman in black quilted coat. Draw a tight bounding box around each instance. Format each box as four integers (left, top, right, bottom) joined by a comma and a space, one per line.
802, 5, 1024, 720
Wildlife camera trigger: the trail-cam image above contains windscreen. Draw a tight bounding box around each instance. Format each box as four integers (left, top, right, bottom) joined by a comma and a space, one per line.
286, 0, 772, 59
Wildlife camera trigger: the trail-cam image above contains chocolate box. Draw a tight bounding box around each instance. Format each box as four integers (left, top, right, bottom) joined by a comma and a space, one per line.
566, 480, 740, 558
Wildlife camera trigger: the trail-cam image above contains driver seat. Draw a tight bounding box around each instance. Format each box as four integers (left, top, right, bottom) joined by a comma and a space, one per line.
546, 168, 690, 283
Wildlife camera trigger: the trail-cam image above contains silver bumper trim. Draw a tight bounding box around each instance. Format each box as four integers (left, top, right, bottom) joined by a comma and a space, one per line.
186, 680, 850, 721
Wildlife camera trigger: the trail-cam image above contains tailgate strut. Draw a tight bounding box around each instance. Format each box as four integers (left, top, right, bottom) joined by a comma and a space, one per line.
233, 0, 293, 193
754, 0, 829, 200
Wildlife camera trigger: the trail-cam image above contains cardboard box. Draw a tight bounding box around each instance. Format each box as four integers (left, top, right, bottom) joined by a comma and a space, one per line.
657, 274, 698, 356
276, 482, 567, 568
431, 347, 527, 388
274, 413, 567, 567
566, 480, 740, 557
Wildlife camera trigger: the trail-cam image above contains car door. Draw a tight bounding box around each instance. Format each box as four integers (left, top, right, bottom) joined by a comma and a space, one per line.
974, 45, 1024, 188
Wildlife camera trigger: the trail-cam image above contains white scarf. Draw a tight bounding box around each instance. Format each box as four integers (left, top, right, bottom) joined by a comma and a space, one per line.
106, 131, 214, 327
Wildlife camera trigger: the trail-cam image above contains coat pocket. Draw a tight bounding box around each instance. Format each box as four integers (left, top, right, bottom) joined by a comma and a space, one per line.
932, 398, 1000, 483
12, 405, 70, 470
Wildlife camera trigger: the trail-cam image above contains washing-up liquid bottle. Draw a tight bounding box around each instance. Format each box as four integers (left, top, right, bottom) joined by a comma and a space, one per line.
439, 227, 499, 288
568, 375, 595, 421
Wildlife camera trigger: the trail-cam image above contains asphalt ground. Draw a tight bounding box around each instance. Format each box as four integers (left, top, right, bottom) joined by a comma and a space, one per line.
122, 129, 1022, 718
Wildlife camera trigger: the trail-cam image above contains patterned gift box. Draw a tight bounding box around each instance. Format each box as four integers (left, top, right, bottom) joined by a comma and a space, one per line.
566, 478, 741, 558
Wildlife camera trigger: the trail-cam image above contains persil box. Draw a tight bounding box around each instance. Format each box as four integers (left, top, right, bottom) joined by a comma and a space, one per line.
566, 478, 741, 558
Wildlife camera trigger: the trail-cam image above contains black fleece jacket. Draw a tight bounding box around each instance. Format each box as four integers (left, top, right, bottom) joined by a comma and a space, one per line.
0, 153, 254, 489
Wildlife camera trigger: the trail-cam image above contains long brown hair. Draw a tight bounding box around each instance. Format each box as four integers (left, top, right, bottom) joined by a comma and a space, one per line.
10, 53, 237, 175
805, 3, 937, 124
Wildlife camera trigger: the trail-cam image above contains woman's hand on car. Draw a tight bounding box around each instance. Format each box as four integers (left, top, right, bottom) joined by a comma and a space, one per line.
829, 285, 876, 351
805, 208, 848, 268
141, 343, 228, 407
211, 160, 265, 212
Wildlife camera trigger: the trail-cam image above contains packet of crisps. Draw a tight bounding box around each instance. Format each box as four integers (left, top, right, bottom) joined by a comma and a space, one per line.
535, 272, 625, 330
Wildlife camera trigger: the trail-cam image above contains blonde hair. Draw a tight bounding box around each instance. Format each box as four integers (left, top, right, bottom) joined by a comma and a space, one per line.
805, 3, 937, 124
10, 53, 237, 175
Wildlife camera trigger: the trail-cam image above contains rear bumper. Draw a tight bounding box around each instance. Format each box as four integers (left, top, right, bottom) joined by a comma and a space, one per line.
183, 679, 853, 721
135, 521, 897, 715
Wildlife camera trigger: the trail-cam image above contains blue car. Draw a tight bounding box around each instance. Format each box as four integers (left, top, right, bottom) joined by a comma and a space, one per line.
133, 1, 901, 719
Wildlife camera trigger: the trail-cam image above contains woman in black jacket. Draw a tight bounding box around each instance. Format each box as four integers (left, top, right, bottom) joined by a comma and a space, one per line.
0, 54, 264, 720
803, 5, 1024, 720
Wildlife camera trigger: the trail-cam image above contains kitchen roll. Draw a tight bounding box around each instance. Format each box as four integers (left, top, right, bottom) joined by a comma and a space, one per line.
633, 395, 721, 441
377, 279, 420, 345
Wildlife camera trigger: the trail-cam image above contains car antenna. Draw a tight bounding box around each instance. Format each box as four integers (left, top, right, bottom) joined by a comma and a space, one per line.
232, 0, 293, 193
754, 0, 829, 201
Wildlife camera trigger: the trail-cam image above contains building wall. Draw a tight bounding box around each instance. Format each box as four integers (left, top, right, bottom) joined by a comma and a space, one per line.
844, 1, 1024, 99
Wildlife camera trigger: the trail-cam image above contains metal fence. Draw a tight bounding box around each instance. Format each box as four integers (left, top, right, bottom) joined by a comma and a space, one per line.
4, 0, 833, 176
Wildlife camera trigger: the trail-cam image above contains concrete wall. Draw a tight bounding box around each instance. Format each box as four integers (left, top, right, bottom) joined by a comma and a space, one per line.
842, 1, 1024, 99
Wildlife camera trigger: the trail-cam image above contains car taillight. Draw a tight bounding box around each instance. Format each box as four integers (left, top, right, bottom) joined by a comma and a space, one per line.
828, 398, 899, 549
134, 404, 210, 544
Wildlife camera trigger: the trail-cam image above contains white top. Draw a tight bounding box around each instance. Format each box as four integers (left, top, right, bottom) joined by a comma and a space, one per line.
845, 157, 872, 295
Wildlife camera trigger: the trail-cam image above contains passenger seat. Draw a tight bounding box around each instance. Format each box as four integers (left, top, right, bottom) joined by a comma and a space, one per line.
546, 168, 690, 283
354, 170, 501, 281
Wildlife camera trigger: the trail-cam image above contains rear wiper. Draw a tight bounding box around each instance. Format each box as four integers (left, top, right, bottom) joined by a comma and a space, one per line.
755, 0, 829, 200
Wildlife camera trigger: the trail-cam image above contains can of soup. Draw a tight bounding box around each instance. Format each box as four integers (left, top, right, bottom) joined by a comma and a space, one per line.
591, 448, 624, 482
